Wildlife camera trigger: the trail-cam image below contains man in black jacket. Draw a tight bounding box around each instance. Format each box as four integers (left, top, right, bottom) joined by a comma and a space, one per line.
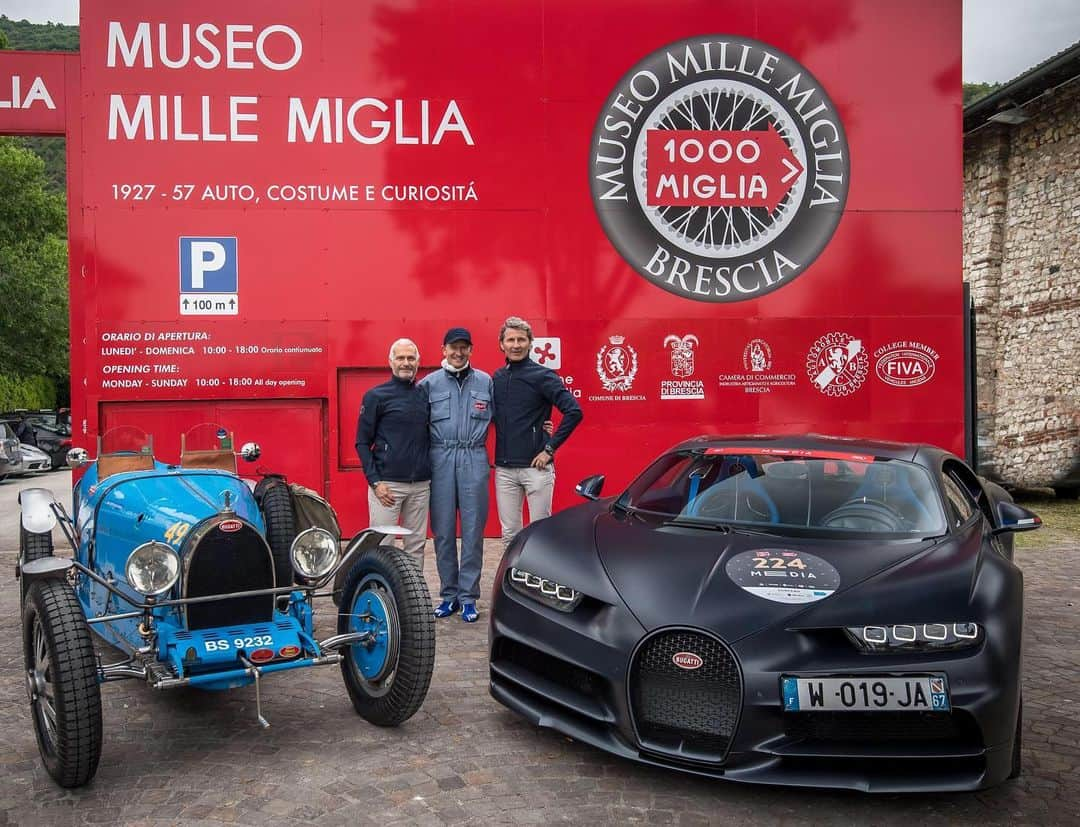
492, 316, 583, 549
355, 338, 431, 561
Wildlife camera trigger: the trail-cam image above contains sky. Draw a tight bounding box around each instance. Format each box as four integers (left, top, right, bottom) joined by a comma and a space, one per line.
2, 0, 1079, 84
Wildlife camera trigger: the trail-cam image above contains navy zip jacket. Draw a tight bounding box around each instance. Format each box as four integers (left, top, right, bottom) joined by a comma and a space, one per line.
493, 357, 583, 468
355, 377, 432, 485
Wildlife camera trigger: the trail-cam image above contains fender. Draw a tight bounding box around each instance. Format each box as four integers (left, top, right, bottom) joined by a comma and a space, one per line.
18, 557, 74, 603
18, 487, 59, 534
331, 525, 411, 605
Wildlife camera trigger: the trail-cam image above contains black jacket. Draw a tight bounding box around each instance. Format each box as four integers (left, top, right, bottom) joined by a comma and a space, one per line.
355, 377, 432, 484
493, 357, 583, 468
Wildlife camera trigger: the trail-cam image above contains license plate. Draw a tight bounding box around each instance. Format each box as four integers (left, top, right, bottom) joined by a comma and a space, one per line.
782, 675, 950, 712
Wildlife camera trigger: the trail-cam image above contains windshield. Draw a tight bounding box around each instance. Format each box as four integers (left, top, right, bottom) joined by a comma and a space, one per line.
620, 448, 946, 536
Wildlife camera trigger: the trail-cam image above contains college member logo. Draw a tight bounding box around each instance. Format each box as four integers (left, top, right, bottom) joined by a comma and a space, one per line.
590, 35, 849, 303
874, 341, 939, 388
661, 334, 705, 399
596, 335, 638, 391
806, 332, 868, 397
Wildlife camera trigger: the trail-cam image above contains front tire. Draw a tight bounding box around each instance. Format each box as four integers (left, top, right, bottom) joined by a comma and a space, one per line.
21, 525, 54, 563
338, 544, 435, 726
259, 481, 296, 586
22, 580, 102, 788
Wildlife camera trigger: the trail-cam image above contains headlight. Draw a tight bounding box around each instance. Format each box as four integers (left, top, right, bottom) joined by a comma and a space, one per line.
125, 541, 181, 596
845, 623, 983, 653
290, 527, 339, 581
508, 567, 583, 612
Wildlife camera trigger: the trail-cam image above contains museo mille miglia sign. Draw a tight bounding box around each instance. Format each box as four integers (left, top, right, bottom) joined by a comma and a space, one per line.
590, 35, 850, 302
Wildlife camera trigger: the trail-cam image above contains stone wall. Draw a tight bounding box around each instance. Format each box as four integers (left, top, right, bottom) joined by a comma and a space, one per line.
963, 80, 1080, 489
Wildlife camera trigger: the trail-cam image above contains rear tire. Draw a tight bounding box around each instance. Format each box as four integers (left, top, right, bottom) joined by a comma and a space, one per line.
259, 481, 296, 587
21, 526, 54, 563
22, 580, 102, 788
338, 544, 434, 726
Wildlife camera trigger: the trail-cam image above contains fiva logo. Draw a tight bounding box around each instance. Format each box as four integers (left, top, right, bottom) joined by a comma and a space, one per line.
873, 341, 939, 388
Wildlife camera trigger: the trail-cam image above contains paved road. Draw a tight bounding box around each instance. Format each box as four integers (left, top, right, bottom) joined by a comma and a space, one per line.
1, 473, 1077, 825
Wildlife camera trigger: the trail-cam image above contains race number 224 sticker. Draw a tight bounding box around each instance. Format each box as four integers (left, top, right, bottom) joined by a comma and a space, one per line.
590, 35, 849, 302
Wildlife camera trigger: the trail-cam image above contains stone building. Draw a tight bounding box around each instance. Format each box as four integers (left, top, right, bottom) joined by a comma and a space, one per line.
964, 42, 1079, 494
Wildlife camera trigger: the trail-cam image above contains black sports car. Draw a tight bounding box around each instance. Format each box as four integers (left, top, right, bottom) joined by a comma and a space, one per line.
489, 435, 1041, 792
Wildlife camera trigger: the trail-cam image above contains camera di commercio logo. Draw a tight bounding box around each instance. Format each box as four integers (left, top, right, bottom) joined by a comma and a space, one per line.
590, 35, 849, 303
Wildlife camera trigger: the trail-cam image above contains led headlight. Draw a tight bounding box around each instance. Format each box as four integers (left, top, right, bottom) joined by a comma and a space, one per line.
125, 541, 181, 596
508, 567, 583, 612
290, 527, 339, 581
845, 622, 982, 653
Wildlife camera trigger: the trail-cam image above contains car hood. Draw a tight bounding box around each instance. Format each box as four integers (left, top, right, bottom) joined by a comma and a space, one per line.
594, 511, 971, 640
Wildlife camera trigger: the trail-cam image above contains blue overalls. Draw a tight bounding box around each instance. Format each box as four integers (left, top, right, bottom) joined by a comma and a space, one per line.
419, 366, 494, 603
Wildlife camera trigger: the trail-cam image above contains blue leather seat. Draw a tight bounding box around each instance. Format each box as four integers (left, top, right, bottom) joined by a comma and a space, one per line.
850, 463, 932, 526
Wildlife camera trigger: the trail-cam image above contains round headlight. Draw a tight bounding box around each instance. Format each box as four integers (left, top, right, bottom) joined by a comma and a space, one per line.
125, 541, 181, 596
290, 528, 338, 580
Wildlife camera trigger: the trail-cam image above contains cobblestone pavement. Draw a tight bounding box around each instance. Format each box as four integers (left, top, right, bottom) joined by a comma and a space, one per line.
1, 473, 1078, 825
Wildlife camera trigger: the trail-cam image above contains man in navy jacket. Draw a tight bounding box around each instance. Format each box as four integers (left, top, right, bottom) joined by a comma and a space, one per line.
492, 316, 583, 548
355, 338, 431, 561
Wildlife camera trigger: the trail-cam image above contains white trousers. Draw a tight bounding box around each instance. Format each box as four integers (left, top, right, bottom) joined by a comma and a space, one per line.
494, 465, 554, 549
367, 480, 431, 560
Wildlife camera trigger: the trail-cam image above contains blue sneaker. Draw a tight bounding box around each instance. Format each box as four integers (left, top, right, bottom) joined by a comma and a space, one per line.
461, 602, 479, 623
434, 600, 460, 619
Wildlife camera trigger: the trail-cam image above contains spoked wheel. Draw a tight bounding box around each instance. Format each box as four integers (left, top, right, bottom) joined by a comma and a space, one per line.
22, 580, 102, 788
338, 544, 434, 726
21, 525, 54, 563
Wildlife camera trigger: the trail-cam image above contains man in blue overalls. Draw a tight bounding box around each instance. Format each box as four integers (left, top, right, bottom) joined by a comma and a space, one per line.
420, 327, 494, 622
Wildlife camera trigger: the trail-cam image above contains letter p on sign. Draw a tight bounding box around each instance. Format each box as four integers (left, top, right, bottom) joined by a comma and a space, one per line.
179, 237, 238, 292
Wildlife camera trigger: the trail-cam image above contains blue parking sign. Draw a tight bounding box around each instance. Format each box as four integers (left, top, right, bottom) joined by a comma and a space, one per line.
179, 237, 238, 293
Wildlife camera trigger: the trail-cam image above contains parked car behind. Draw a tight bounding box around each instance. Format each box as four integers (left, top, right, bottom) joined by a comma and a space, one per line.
19, 443, 52, 474
0, 421, 24, 481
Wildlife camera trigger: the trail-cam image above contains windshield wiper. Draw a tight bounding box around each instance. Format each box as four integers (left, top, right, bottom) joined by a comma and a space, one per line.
663, 517, 732, 532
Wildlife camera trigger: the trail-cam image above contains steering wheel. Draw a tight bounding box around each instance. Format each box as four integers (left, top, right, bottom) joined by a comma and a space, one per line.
821, 498, 908, 531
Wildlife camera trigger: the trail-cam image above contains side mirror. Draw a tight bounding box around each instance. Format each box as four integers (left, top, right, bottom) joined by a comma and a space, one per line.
575, 474, 605, 500
240, 442, 261, 462
993, 501, 1042, 534
66, 447, 90, 468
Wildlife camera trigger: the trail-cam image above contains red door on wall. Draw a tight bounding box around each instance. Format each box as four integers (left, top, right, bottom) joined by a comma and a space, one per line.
99, 399, 327, 492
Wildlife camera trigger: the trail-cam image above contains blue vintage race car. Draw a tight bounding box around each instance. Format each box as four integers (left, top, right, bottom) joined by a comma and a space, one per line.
17, 424, 435, 788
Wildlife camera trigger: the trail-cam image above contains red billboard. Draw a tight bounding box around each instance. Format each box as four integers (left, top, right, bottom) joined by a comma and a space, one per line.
63, 0, 963, 534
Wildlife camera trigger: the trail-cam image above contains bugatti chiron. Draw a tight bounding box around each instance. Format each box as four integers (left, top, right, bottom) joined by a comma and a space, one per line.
489, 434, 1040, 792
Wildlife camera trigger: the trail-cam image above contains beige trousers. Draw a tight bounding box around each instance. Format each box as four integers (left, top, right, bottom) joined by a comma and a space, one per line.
367, 480, 431, 560
494, 465, 554, 549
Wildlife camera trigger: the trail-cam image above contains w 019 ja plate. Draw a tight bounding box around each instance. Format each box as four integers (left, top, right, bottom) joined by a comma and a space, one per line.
782, 675, 950, 712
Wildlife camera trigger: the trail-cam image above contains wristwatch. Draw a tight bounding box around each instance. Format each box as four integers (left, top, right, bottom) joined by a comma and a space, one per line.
543, 443, 555, 456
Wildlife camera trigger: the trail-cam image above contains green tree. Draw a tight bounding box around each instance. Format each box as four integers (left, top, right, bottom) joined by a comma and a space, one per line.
0, 138, 69, 392
963, 82, 1002, 106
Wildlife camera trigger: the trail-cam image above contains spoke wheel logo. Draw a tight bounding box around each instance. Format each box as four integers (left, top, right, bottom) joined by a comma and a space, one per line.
590, 36, 849, 302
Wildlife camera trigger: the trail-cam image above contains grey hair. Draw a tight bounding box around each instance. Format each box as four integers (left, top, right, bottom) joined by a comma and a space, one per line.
499, 316, 533, 342
388, 338, 420, 362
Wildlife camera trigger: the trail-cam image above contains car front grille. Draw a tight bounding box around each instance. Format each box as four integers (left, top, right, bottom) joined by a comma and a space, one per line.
629, 629, 742, 763
183, 520, 275, 630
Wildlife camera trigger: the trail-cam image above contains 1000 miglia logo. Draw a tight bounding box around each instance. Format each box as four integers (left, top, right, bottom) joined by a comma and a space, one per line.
590, 36, 849, 302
